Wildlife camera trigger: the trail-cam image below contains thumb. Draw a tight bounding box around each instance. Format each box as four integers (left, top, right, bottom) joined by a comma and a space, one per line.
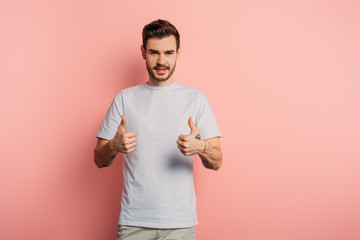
188, 117, 198, 135
118, 115, 126, 132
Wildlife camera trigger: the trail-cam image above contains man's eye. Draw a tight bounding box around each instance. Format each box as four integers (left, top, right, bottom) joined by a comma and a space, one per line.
166, 52, 174, 55
150, 52, 158, 55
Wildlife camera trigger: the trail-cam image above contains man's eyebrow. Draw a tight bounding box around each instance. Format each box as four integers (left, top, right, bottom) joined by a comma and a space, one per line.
148, 49, 175, 53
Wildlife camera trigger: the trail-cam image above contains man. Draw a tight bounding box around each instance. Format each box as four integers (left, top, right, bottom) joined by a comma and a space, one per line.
94, 19, 222, 240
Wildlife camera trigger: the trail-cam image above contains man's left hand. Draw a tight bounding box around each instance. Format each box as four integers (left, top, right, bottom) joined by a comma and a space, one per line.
177, 117, 206, 156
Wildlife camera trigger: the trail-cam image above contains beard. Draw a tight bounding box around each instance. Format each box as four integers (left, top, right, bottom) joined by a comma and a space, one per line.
146, 62, 177, 82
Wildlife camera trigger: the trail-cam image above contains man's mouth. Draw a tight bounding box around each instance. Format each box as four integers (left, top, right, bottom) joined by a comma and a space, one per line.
154, 67, 169, 74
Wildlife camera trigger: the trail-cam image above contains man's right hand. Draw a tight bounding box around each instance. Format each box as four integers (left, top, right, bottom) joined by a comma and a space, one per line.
108, 115, 137, 154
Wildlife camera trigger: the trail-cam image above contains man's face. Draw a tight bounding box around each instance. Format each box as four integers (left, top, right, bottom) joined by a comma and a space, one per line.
142, 35, 180, 82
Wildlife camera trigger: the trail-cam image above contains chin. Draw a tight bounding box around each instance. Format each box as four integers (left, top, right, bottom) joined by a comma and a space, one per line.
154, 74, 170, 82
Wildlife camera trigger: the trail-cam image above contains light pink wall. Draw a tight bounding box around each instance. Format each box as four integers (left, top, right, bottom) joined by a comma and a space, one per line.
1, 0, 359, 239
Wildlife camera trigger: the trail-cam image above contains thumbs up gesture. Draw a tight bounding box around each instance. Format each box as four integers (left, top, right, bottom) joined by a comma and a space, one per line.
177, 117, 206, 156
108, 115, 137, 154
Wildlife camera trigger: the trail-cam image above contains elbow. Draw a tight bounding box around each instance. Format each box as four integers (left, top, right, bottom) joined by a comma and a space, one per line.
213, 152, 223, 171
94, 159, 103, 168
207, 162, 221, 171
213, 159, 222, 171
209, 153, 223, 171
94, 149, 103, 168
94, 159, 102, 169
202, 151, 222, 171
214, 165, 221, 171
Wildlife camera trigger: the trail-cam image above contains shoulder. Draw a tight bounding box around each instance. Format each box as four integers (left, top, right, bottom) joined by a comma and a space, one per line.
174, 82, 205, 99
121, 83, 144, 94
114, 83, 145, 99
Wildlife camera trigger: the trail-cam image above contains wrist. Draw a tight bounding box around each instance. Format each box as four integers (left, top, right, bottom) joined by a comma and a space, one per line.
199, 139, 207, 155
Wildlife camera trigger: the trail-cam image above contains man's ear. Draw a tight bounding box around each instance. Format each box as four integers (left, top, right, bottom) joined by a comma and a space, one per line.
141, 45, 146, 59
176, 46, 181, 59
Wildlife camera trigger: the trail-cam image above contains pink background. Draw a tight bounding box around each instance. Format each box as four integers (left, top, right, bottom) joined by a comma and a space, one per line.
1, 0, 360, 239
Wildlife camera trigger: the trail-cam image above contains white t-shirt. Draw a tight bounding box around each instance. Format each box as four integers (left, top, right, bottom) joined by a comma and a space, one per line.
96, 81, 221, 228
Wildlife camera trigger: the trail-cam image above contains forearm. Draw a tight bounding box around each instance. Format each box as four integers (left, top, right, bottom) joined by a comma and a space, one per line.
198, 140, 222, 170
94, 140, 118, 168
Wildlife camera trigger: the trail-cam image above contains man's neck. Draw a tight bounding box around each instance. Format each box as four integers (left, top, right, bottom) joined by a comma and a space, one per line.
146, 78, 174, 87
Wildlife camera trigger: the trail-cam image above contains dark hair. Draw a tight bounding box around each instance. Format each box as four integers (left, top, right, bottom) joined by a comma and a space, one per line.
142, 19, 180, 50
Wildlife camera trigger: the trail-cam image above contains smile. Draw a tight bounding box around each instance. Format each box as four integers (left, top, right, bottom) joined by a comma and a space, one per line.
155, 68, 168, 74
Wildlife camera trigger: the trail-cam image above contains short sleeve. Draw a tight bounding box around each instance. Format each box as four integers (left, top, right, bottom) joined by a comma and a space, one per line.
96, 92, 123, 140
194, 91, 221, 140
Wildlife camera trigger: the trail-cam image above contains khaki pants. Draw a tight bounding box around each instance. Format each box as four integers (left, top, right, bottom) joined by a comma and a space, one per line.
117, 225, 196, 240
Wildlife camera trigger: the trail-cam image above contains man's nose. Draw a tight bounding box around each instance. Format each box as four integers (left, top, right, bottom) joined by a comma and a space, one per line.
157, 53, 166, 65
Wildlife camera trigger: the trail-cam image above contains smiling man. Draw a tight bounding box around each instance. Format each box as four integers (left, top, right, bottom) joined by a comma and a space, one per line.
94, 19, 222, 240
145, 37, 177, 82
